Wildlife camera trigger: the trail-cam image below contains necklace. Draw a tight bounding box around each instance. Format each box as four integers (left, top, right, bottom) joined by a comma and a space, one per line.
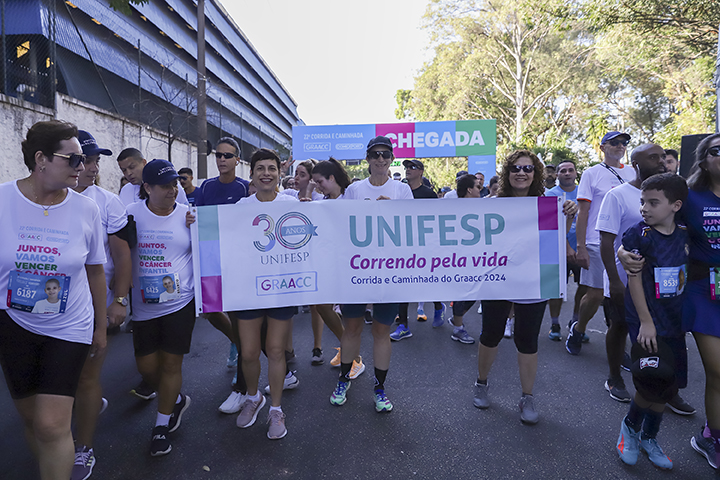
28, 180, 64, 216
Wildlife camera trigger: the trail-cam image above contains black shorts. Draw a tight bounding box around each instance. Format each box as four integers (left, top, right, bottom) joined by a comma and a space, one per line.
0, 310, 90, 399
626, 327, 688, 390
229, 306, 295, 321
567, 261, 581, 284
602, 296, 627, 329
132, 300, 196, 356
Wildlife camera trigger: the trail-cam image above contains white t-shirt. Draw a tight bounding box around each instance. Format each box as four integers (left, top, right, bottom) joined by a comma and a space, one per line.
596, 182, 642, 297
237, 193, 300, 204
281, 188, 324, 201
344, 177, 413, 200
576, 163, 635, 245
0, 181, 106, 344
443, 189, 458, 199
79, 185, 128, 305
127, 201, 194, 321
119, 183, 189, 207
32, 298, 62, 314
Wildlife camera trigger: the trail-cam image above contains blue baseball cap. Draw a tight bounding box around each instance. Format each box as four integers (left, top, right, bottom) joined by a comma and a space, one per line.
142, 159, 179, 185
601, 131, 631, 144
78, 130, 112, 157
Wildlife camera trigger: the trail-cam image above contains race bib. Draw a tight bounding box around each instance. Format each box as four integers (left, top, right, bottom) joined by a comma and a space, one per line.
654, 266, 686, 299
7, 271, 70, 314
711, 267, 720, 300
140, 273, 180, 304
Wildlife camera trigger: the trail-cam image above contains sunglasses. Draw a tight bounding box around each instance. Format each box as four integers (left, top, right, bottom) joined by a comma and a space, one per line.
405, 165, 420, 170
708, 146, 720, 157
54, 152, 86, 168
606, 138, 629, 147
368, 150, 393, 160
215, 152, 236, 159
179, 176, 188, 181
509, 164, 535, 173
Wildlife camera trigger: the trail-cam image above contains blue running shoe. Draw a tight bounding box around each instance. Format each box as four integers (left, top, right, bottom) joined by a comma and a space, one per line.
640, 436, 673, 470
432, 304, 446, 328
330, 380, 350, 406
565, 321, 583, 355
374, 389, 393, 413
616, 418, 640, 465
416, 308, 427, 322
227, 343, 238, 368
390, 324, 412, 341
548, 324, 561, 341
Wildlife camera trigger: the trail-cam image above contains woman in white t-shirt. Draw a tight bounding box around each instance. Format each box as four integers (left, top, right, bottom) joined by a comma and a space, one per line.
473, 150, 577, 425
126, 159, 194, 457
0, 121, 107, 480
283, 158, 324, 201
230, 149, 298, 440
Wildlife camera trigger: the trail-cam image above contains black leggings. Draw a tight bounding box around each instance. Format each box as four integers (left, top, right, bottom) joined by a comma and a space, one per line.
397, 302, 443, 323
452, 301, 476, 318
479, 300, 547, 354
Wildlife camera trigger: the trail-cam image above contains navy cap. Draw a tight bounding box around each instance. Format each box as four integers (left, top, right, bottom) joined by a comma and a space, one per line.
78, 130, 112, 157
630, 340, 678, 404
142, 159, 179, 185
456, 170, 468, 179
601, 131, 631, 145
403, 159, 424, 170
366, 136, 393, 153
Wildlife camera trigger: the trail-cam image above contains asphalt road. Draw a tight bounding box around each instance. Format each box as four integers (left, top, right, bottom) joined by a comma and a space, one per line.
0, 285, 715, 479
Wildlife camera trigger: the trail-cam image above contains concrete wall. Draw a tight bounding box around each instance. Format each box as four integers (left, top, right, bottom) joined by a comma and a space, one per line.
0, 93, 251, 194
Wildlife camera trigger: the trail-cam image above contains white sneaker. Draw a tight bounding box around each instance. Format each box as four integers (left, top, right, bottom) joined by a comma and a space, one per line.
264, 371, 299, 394
504, 318, 514, 338
477, 304, 482, 314
218, 391, 245, 414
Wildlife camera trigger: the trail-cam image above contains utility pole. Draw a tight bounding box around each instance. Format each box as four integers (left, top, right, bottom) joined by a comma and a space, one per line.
197, 0, 207, 177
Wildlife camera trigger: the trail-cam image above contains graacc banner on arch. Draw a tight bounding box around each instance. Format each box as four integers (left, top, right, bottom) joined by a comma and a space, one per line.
190, 197, 566, 315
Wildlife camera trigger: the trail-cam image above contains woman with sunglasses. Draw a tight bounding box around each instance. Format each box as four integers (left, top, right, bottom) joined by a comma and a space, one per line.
618, 134, 720, 470
473, 150, 576, 425
0, 121, 107, 479
330, 136, 413, 414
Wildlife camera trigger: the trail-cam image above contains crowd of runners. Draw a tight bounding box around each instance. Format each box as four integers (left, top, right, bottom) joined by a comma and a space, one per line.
0, 120, 719, 479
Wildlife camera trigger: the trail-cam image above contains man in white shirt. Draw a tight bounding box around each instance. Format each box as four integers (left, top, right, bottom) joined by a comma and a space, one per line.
116, 148, 188, 206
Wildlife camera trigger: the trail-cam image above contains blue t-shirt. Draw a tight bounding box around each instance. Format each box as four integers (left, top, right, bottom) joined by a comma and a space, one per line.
186, 187, 199, 206
680, 189, 720, 264
622, 221, 689, 337
546, 185, 577, 250
196, 177, 250, 206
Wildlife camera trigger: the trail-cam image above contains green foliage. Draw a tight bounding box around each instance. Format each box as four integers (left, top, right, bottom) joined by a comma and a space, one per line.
107, 0, 149, 15
422, 158, 472, 190
344, 163, 370, 182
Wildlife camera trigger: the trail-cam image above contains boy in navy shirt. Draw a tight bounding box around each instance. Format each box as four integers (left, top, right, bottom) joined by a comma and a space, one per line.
616, 173, 690, 470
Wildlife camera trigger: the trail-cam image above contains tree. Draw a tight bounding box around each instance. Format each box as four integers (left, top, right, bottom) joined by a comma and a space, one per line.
107, 0, 149, 15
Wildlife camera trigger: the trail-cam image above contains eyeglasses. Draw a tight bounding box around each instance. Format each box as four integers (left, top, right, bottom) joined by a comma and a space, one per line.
215, 152, 236, 159
368, 150, 393, 160
405, 165, 420, 170
53, 152, 86, 168
708, 146, 720, 157
606, 138, 629, 147
509, 164, 535, 173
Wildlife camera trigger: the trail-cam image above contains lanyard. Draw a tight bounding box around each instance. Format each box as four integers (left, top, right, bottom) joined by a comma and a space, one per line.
600, 162, 625, 184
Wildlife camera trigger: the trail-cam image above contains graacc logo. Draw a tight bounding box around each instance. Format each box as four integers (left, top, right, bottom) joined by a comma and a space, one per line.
252, 212, 318, 252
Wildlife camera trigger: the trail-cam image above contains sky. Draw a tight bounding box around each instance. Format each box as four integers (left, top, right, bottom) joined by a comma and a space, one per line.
224, 0, 433, 126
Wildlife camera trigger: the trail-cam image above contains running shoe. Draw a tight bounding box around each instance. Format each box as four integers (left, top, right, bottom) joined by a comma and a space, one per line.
218, 391, 245, 414
432, 304, 446, 327
99, 397, 108, 416
236, 395, 266, 428
168, 393, 191, 433
71, 445, 95, 480
504, 318, 514, 338
691, 429, 719, 469
605, 377, 631, 403
264, 371, 299, 394
267, 410, 287, 440
390, 324, 412, 341
667, 394, 696, 415
231, 370, 238, 388
473, 382, 490, 409
311, 348, 324, 365
364, 310, 373, 325
285, 350, 296, 364
640, 436, 673, 470
621, 350, 632, 372
374, 388, 393, 413
519, 394, 539, 425
330, 380, 351, 406
451, 327, 475, 344
130, 379, 156, 400
150, 425, 171, 457
416, 308, 427, 322
565, 321, 583, 355
567, 319, 590, 343
616, 418, 640, 465
227, 343, 238, 368
330, 347, 341, 367
548, 323, 561, 341
477, 303, 482, 314
348, 357, 366, 379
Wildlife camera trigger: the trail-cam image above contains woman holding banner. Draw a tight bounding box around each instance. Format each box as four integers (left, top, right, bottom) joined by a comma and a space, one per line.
329, 136, 413, 413
127, 159, 194, 457
472, 150, 577, 425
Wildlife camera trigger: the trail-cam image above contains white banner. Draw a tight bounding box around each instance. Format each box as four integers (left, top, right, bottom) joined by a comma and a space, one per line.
191, 197, 566, 314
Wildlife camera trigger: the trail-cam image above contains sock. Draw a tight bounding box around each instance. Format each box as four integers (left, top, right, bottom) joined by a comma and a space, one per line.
340, 362, 352, 381
551, 316, 559, 325
625, 400, 645, 432
476, 378, 487, 386
176, 394, 182, 404
269, 405, 282, 414
247, 391, 261, 402
374, 368, 388, 391
453, 325, 464, 334
155, 412, 171, 427
641, 409, 664, 439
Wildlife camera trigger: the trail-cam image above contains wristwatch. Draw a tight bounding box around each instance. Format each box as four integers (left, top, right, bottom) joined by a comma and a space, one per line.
114, 296, 128, 306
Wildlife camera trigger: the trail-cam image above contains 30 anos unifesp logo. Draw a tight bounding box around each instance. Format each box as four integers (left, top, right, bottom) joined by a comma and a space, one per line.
252, 212, 318, 252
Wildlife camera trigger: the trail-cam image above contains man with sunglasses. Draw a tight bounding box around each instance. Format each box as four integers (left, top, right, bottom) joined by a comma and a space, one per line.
178, 168, 198, 205
566, 131, 635, 356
